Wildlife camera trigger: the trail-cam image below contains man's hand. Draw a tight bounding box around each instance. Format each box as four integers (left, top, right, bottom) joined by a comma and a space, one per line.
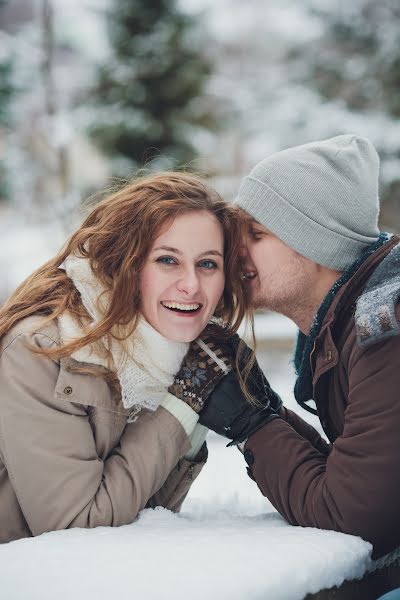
169, 328, 282, 444
198, 340, 283, 444
198, 368, 282, 444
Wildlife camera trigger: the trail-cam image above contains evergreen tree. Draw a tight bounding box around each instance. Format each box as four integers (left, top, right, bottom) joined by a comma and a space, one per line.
90, 0, 214, 172
0, 57, 14, 201
293, 0, 400, 229
299, 1, 400, 117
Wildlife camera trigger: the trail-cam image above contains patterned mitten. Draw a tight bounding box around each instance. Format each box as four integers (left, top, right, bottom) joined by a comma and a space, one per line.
168, 335, 234, 413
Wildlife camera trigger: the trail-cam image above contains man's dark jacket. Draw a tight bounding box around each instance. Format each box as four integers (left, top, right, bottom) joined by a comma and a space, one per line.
244, 236, 400, 559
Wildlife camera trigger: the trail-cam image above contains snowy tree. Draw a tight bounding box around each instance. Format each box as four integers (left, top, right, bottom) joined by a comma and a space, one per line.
298, 1, 400, 117
1, 0, 81, 226
89, 0, 215, 173
0, 57, 13, 124
0, 21, 15, 201
292, 0, 400, 228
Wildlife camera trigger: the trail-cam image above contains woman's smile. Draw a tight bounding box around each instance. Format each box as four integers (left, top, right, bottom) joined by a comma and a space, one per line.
161, 300, 203, 316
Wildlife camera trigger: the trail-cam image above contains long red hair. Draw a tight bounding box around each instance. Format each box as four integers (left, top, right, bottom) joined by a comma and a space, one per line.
0, 172, 253, 396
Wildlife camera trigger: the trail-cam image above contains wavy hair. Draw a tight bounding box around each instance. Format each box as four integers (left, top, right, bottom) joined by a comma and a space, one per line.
0, 171, 255, 400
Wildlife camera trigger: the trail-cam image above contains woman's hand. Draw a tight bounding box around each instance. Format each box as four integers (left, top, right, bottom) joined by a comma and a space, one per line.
168, 331, 234, 413
169, 329, 282, 443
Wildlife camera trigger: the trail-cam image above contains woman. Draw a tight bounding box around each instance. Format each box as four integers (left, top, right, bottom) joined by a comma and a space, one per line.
0, 171, 248, 542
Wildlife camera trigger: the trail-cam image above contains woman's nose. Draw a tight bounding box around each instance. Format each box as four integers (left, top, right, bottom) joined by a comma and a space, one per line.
176, 268, 200, 295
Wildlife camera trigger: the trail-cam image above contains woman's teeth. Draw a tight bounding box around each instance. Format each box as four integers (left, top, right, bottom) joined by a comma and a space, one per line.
161, 301, 201, 312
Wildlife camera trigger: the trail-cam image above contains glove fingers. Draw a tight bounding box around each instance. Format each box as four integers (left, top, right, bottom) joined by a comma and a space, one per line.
169, 334, 233, 412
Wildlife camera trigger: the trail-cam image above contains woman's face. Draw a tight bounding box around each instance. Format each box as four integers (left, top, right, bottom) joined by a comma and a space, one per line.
140, 210, 225, 342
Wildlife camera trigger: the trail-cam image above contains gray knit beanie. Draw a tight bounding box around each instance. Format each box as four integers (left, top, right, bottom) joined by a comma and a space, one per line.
235, 134, 381, 271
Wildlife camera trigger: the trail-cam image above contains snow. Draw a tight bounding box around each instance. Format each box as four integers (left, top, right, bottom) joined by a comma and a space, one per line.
0, 497, 371, 600
180, 0, 322, 43
0, 209, 68, 301
239, 311, 298, 341
52, 0, 111, 61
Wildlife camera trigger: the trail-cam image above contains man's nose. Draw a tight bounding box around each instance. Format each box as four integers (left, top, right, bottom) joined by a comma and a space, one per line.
239, 243, 256, 272
176, 267, 200, 295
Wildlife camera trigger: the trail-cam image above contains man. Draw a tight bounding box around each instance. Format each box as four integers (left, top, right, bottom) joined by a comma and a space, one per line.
173, 135, 400, 570
230, 135, 400, 561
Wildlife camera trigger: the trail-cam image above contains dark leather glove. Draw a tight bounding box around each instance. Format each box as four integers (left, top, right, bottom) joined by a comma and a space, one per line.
198, 346, 282, 444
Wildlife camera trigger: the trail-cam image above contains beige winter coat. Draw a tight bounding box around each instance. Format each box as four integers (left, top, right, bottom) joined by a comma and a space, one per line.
0, 316, 207, 543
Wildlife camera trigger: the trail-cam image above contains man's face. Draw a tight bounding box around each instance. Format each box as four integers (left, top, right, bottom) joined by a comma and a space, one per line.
241, 220, 317, 313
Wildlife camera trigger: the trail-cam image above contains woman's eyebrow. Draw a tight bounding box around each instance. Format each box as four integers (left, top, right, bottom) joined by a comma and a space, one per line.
152, 246, 182, 254
152, 246, 223, 257
198, 250, 223, 258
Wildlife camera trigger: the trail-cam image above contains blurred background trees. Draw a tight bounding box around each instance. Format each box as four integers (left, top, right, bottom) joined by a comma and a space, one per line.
294, 0, 400, 230
89, 0, 215, 173
0, 54, 14, 200
0, 0, 16, 202
301, 1, 400, 117
0, 0, 399, 298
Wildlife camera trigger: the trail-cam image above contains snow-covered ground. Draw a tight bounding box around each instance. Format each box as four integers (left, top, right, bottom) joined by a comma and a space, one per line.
0, 500, 371, 600
0, 323, 374, 600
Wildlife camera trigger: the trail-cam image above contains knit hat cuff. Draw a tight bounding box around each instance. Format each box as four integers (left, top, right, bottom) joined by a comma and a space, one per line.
236, 176, 379, 271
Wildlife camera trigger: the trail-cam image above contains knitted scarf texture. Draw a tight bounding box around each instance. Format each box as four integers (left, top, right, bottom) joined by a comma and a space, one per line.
59, 254, 189, 411
293, 232, 390, 414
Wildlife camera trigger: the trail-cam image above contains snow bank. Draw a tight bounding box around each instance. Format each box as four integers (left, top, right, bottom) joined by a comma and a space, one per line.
0, 434, 372, 600
0, 508, 371, 600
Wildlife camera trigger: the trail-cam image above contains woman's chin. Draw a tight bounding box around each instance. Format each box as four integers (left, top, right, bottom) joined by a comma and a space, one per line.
163, 328, 202, 343
156, 321, 205, 343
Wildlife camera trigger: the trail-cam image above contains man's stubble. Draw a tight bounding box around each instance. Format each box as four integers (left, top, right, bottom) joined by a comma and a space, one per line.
250, 253, 315, 327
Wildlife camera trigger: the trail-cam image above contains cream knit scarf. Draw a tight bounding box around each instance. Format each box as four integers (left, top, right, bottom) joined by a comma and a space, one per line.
58, 254, 189, 411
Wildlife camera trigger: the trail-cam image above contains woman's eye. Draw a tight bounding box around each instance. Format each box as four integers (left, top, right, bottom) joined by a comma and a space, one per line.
156, 256, 177, 265
198, 259, 218, 270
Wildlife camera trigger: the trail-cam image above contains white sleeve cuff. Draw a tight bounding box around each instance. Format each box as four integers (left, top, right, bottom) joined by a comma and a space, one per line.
160, 393, 199, 437
185, 423, 209, 460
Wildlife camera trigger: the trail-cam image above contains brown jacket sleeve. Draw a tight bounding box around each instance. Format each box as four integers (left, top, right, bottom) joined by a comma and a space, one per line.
0, 330, 194, 536
245, 330, 400, 558
280, 406, 331, 456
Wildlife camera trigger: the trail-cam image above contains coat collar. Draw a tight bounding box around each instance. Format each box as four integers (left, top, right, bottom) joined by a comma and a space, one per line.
313, 234, 400, 382
294, 234, 399, 413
